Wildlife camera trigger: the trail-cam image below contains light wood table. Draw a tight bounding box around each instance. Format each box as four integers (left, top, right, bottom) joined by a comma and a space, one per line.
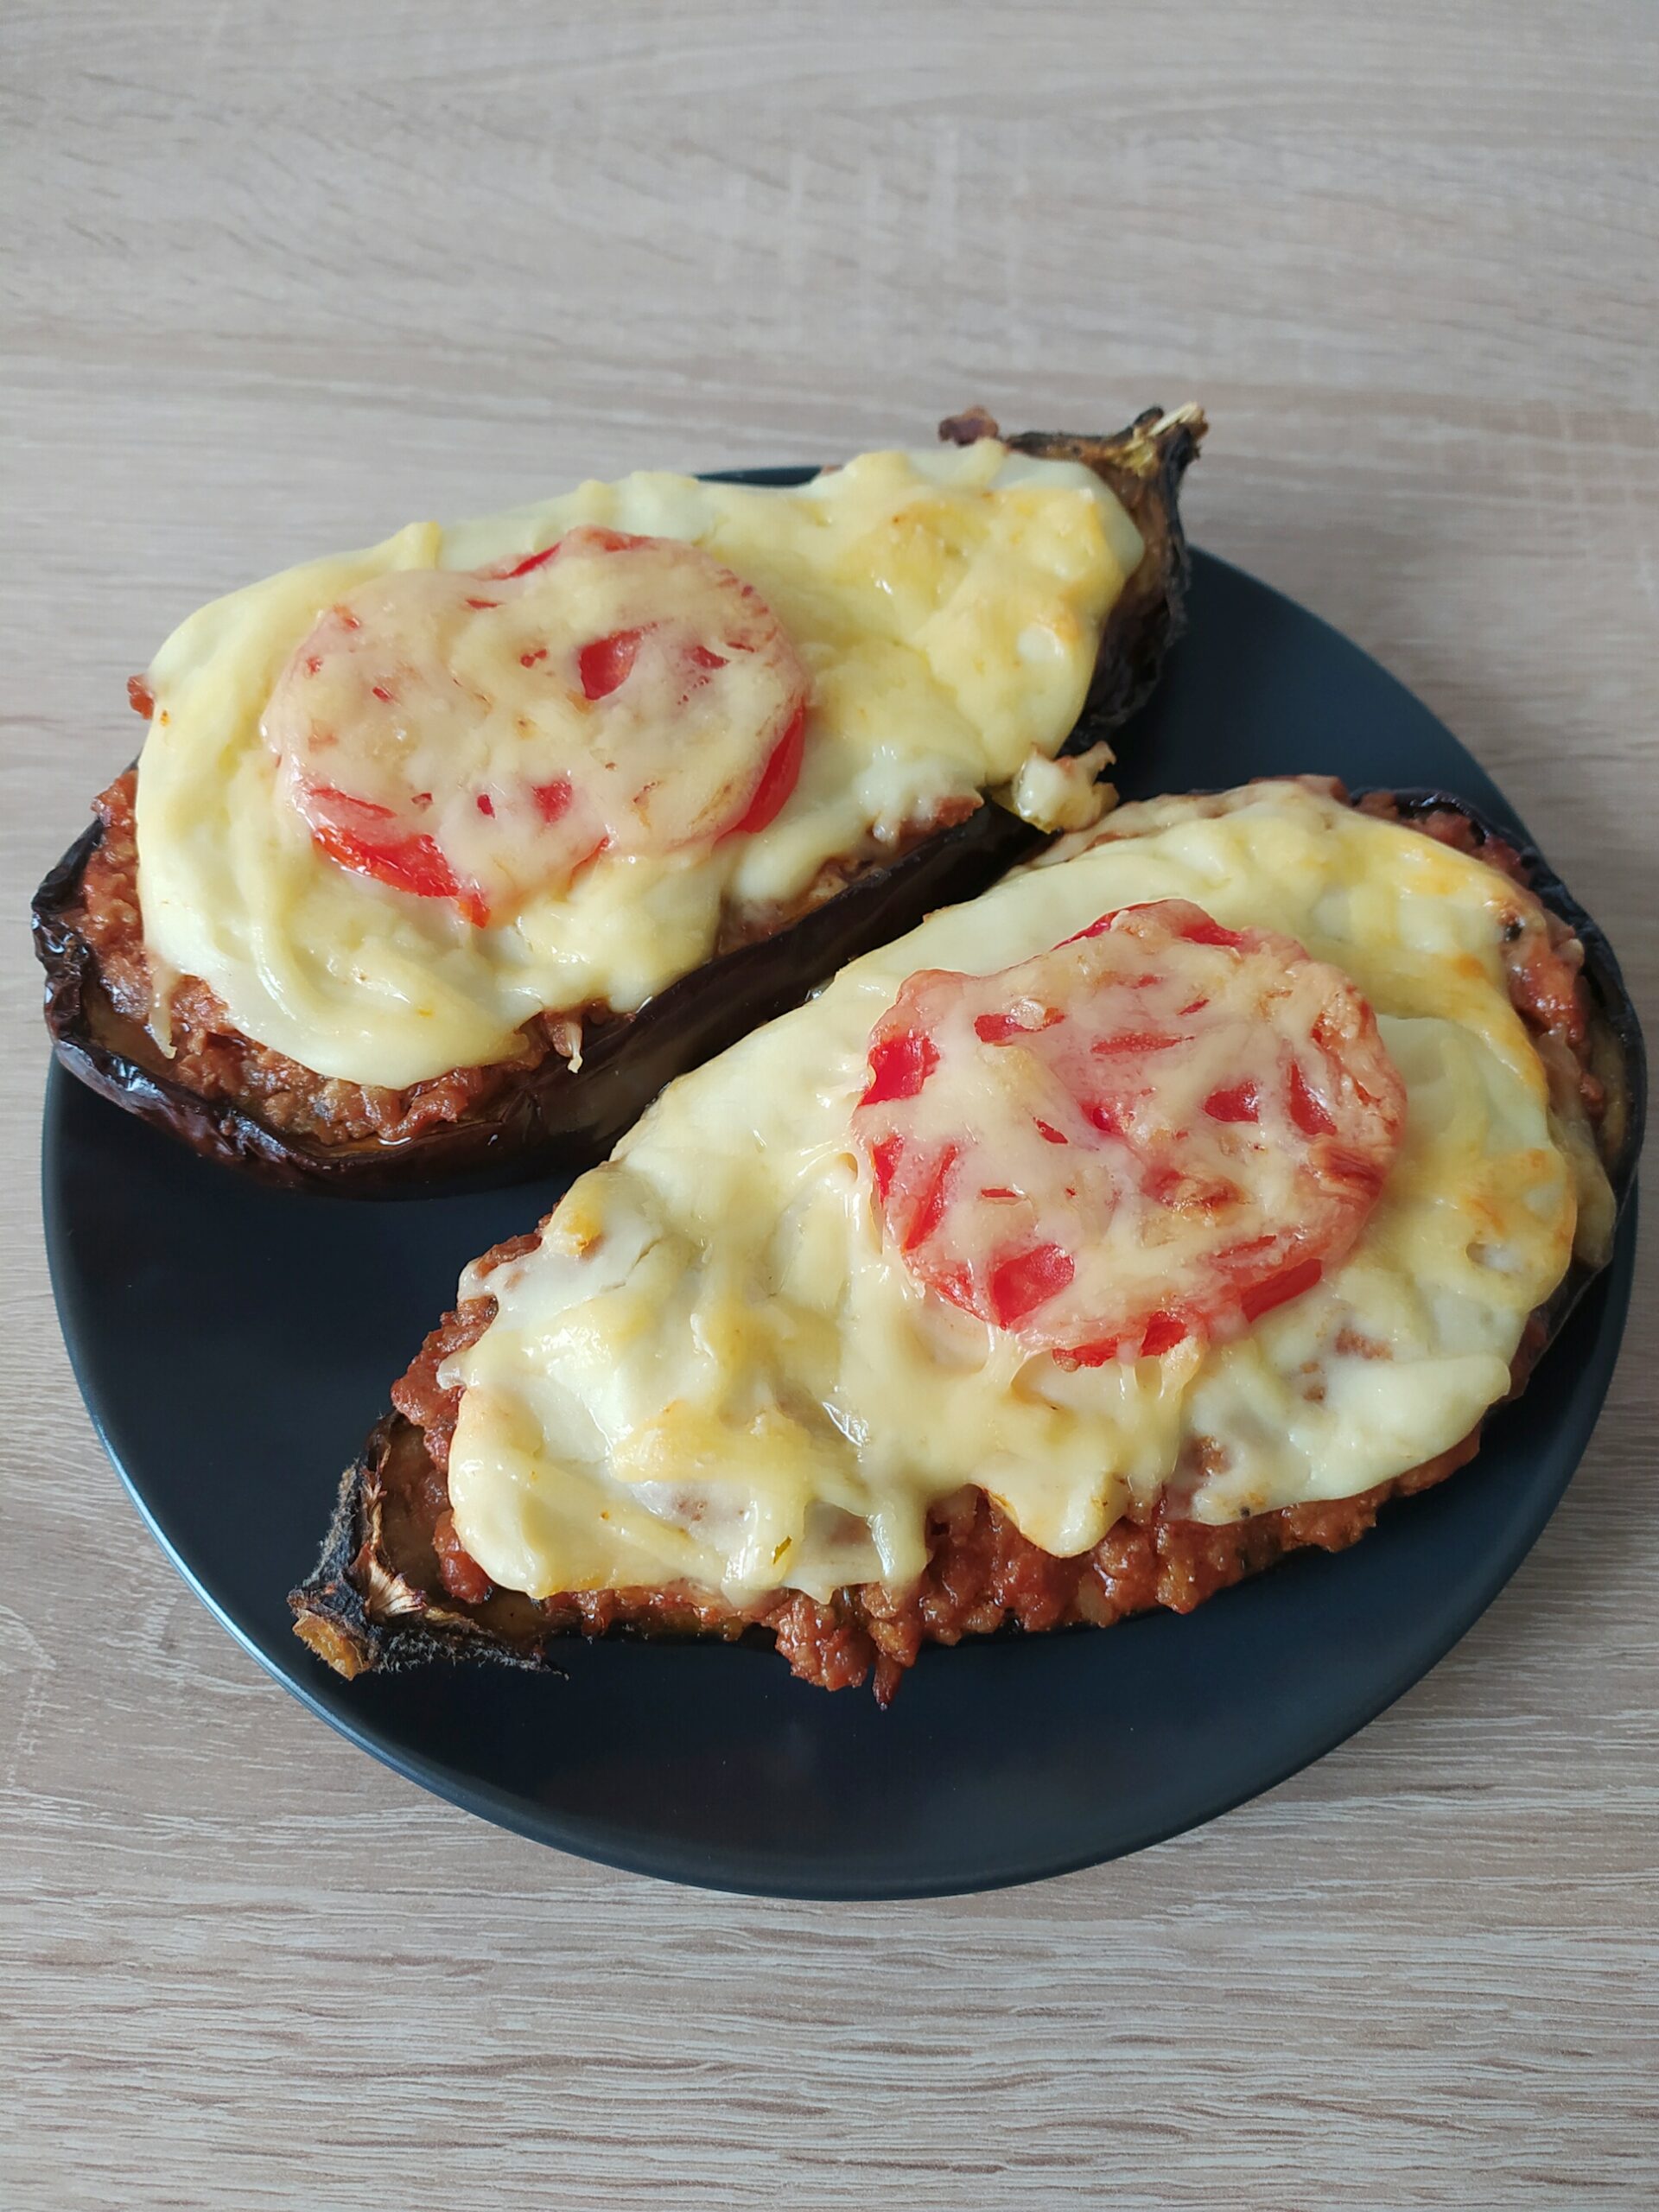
4, 5, 1656, 2204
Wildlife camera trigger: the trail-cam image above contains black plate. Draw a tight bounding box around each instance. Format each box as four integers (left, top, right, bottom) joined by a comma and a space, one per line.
42, 531, 1638, 1898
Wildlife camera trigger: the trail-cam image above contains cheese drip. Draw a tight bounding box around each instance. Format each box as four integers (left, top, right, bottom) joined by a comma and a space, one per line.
445, 784, 1601, 1605
133, 443, 1138, 1088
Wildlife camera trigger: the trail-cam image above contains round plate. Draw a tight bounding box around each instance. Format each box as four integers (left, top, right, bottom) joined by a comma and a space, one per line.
42, 532, 1638, 1898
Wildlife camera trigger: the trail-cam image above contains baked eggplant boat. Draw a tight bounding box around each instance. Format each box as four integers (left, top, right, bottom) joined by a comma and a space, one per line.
291, 778, 1643, 1699
34, 405, 1204, 1192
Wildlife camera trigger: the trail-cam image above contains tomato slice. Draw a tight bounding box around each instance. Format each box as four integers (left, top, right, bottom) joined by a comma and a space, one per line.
297, 786, 489, 927
853, 899, 1405, 1363
724, 701, 806, 838
264, 527, 809, 924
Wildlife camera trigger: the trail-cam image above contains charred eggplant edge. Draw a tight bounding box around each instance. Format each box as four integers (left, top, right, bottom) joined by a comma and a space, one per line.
289, 785, 1645, 1681
33, 407, 1206, 1196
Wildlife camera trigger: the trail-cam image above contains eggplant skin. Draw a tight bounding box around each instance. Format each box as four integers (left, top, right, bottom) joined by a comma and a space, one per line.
291, 1412, 587, 1683
289, 788, 1645, 1688
32, 407, 1205, 1197
33, 783, 1057, 1194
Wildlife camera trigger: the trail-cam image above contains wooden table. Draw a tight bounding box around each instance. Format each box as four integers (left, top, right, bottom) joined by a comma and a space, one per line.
5, 5, 1656, 2203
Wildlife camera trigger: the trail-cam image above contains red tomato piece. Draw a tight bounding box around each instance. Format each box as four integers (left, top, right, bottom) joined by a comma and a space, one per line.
723, 701, 807, 838
1240, 1254, 1325, 1323
974, 1006, 1062, 1045
868, 1134, 903, 1202
861, 1028, 939, 1106
531, 777, 575, 823
1287, 1059, 1337, 1136
1138, 1312, 1190, 1357
577, 626, 647, 701
901, 1144, 959, 1254
853, 899, 1405, 1363
304, 788, 488, 927
988, 1242, 1076, 1329
1177, 915, 1247, 949
493, 528, 650, 581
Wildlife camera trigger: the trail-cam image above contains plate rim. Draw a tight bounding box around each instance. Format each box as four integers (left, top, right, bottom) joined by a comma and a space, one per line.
41, 1103, 1637, 1897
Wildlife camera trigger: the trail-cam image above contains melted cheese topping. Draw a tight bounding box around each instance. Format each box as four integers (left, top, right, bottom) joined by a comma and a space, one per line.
444, 783, 1606, 1605
134, 443, 1139, 1088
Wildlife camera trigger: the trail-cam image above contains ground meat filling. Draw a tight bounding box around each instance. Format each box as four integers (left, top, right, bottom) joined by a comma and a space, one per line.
375, 792, 1607, 1700
76, 770, 560, 1144
389, 1230, 544, 1474
69, 762, 976, 1148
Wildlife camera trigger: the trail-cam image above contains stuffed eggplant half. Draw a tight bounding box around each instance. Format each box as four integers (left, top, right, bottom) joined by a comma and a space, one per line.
291, 779, 1643, 1700
35, 406, 1204, 1192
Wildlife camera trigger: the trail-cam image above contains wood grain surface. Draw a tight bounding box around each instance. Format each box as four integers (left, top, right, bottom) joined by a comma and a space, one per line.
3, 4, 1656, 2205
